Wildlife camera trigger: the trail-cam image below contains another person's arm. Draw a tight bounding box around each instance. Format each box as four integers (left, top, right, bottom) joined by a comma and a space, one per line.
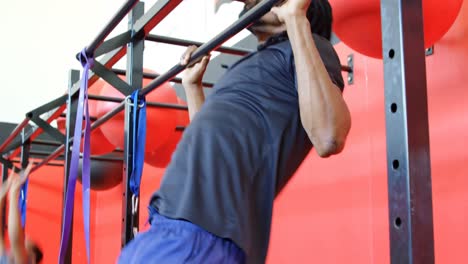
180, 45, 211, 121
8, 164, 32, 264
273, 0, 351, 157
0, 176, 12, 256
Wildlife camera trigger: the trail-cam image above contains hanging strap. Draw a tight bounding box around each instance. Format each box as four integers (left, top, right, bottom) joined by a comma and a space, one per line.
58, 48, 93, 264
129, 90, 146, 216
82, 71, 92, 263
19, 178, 28, 227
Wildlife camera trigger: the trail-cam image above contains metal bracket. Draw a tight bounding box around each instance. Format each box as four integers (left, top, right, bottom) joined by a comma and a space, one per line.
30, 116, 66, 143
92, 61, 133, 96
27, 95, 68, 119
425, 46, 434, 56
346, 54, 354, 85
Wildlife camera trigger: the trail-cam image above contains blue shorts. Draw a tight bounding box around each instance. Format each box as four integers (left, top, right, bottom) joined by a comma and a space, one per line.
118, 209, 246, 264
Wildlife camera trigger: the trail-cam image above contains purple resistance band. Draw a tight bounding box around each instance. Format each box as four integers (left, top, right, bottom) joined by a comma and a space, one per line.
58, 49, 92, 264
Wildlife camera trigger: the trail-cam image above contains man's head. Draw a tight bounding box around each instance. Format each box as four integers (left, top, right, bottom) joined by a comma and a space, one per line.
25, 239, 43, 263
239, 0, 333, 41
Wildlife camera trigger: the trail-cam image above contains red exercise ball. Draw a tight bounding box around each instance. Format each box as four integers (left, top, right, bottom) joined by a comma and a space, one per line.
176, 97, 190, 127
145, 97, 190, 168
57, 81, 116, 155
331, 0, 463, 58
145, 130, 183, 168
96, 71, 178, 153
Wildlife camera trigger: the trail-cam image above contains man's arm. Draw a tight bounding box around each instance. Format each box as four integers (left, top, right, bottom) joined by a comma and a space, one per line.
183, 84, 206, 121
273, 1, 351, 157
180, 45, 210, 121
8, 165, 31, 264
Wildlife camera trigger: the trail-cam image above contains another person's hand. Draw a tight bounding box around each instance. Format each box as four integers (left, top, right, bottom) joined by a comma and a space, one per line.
9, 164, 32, 196
181, 45, 211, 88
271, 0, 310, 22
0, 176, 11, 201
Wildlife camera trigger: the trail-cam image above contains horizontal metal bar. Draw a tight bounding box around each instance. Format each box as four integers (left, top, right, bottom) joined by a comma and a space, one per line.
32, 139, 62, 147
111, 68, 215, 88
0, 118, 29, 153
59, 113, 98, 122
147, 35, 353, 73
140, 0, 281, 97
146, 34, 252, 56
29, 150, 123, 162
84, 0, 139, 57
30, 145, 64, 173
91, 101, 126, 130
12, 159, 64, 168
87, 94, 188, 110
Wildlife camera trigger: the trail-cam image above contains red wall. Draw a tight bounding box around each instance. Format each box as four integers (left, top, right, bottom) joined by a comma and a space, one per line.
267, 1, 468, 263
22, 1, 468, 263
18, 164, 93, 264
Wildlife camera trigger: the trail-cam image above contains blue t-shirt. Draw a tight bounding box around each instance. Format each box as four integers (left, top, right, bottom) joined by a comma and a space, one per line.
150, 33, 344, 263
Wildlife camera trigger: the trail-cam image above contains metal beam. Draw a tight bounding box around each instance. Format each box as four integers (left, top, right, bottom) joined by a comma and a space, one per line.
0, 119, 30, 153
88, 94, 188, 110
94, 31, 133, 58
83, 0, 139, 57
29, 116, 66, 143
380, 0, 435, 263
26, 95, 68, 119
92, 61, 133, 96
122, 1, 144, 247
146, 34, 252, 56
111, 68, 215, 88
133, 0, 183, 35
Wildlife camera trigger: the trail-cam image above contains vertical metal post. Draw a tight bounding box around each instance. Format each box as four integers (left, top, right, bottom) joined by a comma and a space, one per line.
60, 69, 80, 263
20, 129, 31, 229
20, 130, 31, 169
122, 1, 144, 247
380, 0, 435, 263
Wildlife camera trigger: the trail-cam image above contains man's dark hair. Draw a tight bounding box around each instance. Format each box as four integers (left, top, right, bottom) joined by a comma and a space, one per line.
31, 244, 43, 263
240, 0, 333, 41
307, 0, 333, 40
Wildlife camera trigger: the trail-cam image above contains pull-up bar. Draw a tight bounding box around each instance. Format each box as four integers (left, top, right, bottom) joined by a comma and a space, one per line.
145, 34, 354, 73
146, 34, 253, 56
140, 0, 281, 97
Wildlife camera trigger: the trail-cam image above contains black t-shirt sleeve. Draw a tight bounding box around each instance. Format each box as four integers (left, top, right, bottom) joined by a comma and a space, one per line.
290, 34, 345, 91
